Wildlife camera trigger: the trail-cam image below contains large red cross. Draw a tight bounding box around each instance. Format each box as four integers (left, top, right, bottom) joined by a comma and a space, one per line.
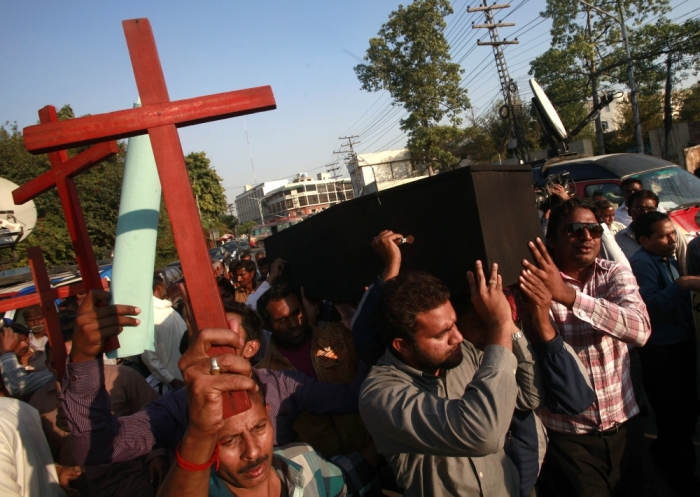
22, 18, 276, 416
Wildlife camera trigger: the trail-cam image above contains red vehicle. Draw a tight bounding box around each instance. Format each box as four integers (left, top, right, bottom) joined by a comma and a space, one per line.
534, 153, 700, 237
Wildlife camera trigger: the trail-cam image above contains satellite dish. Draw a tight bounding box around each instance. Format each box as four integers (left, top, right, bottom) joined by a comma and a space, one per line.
529, 79, 568, 142
0, 178, 37, 247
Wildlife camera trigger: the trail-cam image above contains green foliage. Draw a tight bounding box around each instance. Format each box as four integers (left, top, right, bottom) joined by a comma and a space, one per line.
0, 110, 125, 267
530, 0, 670, 152
354, 0, 470, 170
679, 82, 700, 123
185, 152, 227, 228
238, 220, 257, 235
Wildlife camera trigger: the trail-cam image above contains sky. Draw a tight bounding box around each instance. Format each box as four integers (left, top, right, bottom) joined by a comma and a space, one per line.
1, 0, 697, 208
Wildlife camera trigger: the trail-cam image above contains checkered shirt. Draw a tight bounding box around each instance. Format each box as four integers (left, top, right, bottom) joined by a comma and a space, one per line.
537, 259, 651, 434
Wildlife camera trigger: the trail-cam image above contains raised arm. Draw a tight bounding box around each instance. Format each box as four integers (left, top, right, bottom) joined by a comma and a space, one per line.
351, 230, 404, 366
523, 238, 650, 347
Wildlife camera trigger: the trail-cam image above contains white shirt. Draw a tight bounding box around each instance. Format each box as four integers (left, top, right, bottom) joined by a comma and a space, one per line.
614, 202, 632, 226
0, 398, 65, 497
141, 297, 187, 384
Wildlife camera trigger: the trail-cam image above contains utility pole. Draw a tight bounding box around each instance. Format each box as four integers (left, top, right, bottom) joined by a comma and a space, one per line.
469, 1, 530, 163
578, 0, 644, 154
333, 135, 360, 201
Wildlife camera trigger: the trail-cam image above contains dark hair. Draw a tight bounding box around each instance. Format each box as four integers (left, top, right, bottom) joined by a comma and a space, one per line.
153, 272, 164, 292
216, 276, 236, 295
594, 198, 614, 211
22, 305, 41, 319
10, 322, 31, 337
256, 284, 297, 326
631, 211, 670, 243
257, 257, 268, 268
240, 249, 252, 259
232, 260, 256, 274
250, 370, 267, 405
546, 198, 600, 243
377, 271, 451, 348
223, 302, 263, 342
621, 177, 643, 189
627, 189, 659, 209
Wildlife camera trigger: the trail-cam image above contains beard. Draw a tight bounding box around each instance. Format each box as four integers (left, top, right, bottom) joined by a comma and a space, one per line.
411, 341, 464, 371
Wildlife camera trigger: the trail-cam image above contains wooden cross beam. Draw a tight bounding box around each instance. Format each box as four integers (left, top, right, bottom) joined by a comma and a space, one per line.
13, 106, 120, 350
21, 18, 277, 416
27, 247, 67, 380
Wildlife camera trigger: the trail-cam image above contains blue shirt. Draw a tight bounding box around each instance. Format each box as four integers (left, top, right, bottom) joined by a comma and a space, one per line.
630, 248, 694, 345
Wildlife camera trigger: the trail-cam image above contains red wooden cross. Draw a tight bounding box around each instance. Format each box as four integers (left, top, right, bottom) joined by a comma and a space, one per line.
14, 106, 119, 350
22, 18, 276, 416
0, 248, 109, 380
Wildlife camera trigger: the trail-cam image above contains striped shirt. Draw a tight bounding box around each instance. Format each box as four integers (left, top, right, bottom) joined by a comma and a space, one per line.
0, 352, 55, 398
537, 259, 651, 434
60, 357, 367, 466
209, 443, 347, 497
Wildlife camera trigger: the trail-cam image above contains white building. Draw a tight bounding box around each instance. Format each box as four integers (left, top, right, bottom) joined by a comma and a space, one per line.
234, 179, 289, 224
263, 173, 354, 219
346, 148, 427, 197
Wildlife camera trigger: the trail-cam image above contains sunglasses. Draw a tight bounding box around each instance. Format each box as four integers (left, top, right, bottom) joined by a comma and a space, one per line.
559, 222, 604, 239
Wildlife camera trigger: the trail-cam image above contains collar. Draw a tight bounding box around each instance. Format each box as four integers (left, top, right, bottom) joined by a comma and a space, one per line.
640, 247, 677, 264
208, 453, 300, 497
380, 347, 445, 382
152, 296, 172, 309
559, 258, 609, 285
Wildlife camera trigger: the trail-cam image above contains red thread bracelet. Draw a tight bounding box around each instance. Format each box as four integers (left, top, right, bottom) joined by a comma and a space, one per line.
175, 442, 220, 471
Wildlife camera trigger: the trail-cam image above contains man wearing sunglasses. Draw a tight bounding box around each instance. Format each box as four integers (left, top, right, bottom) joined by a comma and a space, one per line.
629, 211, 700, 494
615, 190, 688, 271
520, 197, 651, 497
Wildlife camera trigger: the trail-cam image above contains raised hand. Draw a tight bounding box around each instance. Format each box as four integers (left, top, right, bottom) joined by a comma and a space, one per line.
177, 321, 255, 439
467, 261, 517, 349
71, 290, 140, 363
0, 328, 19, 356
522, 238, 576, 308
266, 258, 285, 284
372, 230, 403, 281
519, 268, 556, 342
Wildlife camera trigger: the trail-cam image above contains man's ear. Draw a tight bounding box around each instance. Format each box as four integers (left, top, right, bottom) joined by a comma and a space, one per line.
391, 337, 410, 357
242, 339, 260, 360
638, 235, 650, 248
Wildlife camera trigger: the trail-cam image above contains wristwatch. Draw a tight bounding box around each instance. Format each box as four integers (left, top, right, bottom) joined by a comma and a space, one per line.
511, 330, 524, 342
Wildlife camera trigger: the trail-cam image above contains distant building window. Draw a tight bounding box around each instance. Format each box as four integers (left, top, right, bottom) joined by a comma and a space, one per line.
298, 196, 308, 207
286, 199, 294, 209
305, 184, 317, 191
601, 121, 609, 131
307, 195, 319, 205
318, 184, 327, 193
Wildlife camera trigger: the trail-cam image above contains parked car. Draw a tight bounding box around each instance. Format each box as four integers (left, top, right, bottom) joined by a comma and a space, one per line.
208, 246, 234, 268
534, 153, 700, 237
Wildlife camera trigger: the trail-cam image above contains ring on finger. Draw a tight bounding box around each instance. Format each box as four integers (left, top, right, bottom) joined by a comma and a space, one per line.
210, 356, 221, 375
488, 279, 497, 286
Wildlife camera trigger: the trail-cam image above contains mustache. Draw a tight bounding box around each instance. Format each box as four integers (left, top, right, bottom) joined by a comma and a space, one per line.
238, 455, 269, 474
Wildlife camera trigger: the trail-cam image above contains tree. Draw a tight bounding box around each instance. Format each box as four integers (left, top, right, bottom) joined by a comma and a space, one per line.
678, 82, 700, 123
530, 0, 670, 153
626, 18, 700, 157
185, 152, 227, 229
0, 106, 126, 267
237, 220, 257, 235
354, 0, 470, 171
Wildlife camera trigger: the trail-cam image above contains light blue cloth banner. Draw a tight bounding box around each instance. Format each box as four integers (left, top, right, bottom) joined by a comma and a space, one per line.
107, 100, 161, 358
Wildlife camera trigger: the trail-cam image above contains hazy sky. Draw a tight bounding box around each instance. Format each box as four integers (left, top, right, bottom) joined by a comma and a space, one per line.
1, 0, 696, 206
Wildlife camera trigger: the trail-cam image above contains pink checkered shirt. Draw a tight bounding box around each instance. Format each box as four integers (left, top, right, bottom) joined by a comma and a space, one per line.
537, 258, 651, 435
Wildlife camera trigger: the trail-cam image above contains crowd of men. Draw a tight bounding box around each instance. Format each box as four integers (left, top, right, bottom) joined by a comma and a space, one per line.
2, 179, 700, 497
